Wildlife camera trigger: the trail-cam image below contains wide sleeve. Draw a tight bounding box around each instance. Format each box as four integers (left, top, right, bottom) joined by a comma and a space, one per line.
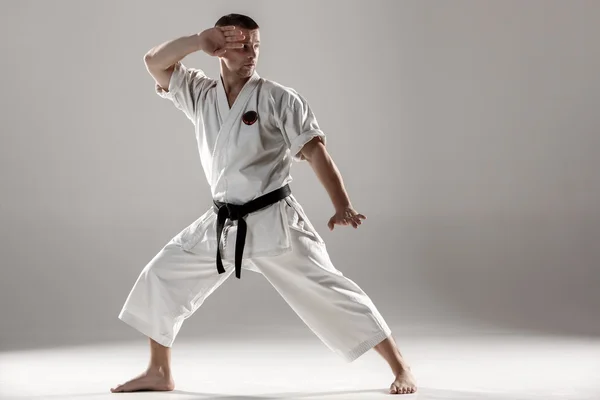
277, 91, 327, 162
154, 62, 209, 124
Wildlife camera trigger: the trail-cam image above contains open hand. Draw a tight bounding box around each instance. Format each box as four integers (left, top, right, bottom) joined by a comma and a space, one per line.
327, 207, 366, 231
199, 25, 245, 57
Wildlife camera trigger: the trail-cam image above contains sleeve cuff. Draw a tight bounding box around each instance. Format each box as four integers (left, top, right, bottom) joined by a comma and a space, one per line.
154, 62, 186, 100
289, 130, 326, 161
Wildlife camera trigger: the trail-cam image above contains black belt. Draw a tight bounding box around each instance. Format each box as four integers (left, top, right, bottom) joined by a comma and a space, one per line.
213, 184, 291, 279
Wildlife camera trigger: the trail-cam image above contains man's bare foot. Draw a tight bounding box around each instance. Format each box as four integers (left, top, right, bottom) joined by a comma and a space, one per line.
110, 366, 174, 393
389, 367, 417, 395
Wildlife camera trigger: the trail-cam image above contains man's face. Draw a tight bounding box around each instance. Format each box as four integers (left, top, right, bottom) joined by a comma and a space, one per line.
220, 28, 260, 78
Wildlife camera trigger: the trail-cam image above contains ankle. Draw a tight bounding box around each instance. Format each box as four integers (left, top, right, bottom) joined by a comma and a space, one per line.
147, 364, 171, 377
392, 362, 412, 376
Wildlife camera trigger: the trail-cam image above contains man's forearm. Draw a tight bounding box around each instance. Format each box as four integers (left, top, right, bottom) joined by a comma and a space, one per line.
306, 144, 352, 211
144, 34, 203, 70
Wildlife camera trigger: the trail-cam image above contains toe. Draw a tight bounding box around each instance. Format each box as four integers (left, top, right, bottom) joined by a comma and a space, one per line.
390, 385, 398, 394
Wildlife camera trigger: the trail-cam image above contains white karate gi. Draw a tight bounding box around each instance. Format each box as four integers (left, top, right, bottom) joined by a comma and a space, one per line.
118, 62, 392, 362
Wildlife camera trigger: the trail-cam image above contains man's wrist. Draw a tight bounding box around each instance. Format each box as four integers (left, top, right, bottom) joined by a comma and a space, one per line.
334, 201, 352, 212
192, 33, 205, 52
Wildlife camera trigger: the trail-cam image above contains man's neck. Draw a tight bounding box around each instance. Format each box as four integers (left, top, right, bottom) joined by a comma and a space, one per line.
221, 70, 250, 98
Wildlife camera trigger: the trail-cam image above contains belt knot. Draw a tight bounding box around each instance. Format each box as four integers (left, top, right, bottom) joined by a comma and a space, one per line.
212, 184, 292, 279
225, 203, 244, 220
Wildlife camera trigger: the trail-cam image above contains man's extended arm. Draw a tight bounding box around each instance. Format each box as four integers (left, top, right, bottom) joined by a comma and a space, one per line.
300, 137, 366, 230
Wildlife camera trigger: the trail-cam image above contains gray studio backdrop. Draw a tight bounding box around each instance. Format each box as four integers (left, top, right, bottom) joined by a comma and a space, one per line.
1, 0, 598, 351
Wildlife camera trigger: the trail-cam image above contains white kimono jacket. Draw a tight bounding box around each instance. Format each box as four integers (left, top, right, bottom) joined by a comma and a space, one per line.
156, 62, 327, 263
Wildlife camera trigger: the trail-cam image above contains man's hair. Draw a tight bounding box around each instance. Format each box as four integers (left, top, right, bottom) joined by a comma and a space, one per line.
215, 14, 259, 30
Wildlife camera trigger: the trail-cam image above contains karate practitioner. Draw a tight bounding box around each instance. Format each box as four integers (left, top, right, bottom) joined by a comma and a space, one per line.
111, 14, 417, 395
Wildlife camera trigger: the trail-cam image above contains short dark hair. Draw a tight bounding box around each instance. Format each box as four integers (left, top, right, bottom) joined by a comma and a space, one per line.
215, 14, 259, 30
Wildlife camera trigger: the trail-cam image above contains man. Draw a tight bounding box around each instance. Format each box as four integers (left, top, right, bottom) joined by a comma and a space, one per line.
111, 14, 417, 395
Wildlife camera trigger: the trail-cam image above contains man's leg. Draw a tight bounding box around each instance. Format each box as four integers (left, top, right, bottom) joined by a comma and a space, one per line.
111, 338, 173, 392
112, 241, 234, 392
374, 336, 417, 394
251, 226, 417, 394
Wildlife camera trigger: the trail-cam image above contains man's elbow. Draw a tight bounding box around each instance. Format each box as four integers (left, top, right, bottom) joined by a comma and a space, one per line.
143, 51, 169, 71
144, 52, 162, 70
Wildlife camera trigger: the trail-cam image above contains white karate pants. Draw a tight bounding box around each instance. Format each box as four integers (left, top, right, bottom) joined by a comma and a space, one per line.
118, 207, 392, 363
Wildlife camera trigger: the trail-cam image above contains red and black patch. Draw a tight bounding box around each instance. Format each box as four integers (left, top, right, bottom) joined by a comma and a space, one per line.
242, 111, 258, 125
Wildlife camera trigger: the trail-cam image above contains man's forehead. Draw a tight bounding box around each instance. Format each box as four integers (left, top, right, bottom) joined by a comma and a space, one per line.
238, 27, 260, 41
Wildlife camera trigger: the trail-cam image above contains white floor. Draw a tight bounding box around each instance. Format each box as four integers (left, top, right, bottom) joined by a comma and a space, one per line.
1, 333, 598, 400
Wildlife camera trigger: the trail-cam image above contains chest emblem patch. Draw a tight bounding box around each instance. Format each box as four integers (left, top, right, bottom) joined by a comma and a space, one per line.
242, 111, 258, 125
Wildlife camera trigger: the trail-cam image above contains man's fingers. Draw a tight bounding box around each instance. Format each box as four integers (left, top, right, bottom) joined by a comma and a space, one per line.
225, 43, 244, 49
330, 215, 368, 230
218, 25, 237, 31
225, 35, 245, 42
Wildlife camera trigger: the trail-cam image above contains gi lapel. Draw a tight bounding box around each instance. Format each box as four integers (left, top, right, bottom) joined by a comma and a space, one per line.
216, 72, 260, 128
211, 72, 261, 188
